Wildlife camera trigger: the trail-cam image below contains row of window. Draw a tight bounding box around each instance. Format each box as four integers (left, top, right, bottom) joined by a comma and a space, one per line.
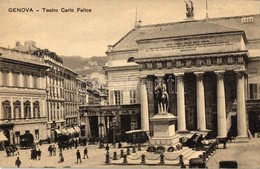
110, 90, 137, 105
2, 100, 40, 119
2, 71, 39, 88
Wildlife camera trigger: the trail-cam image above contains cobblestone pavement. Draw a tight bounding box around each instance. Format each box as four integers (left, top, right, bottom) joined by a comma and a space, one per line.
0, 138, 260, 168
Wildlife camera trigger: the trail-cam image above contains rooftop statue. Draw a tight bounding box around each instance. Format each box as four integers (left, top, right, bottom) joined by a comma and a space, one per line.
184, 0, 194, 18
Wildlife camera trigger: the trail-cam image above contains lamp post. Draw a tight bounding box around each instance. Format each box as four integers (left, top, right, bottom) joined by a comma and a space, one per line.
112, 117, 119, 148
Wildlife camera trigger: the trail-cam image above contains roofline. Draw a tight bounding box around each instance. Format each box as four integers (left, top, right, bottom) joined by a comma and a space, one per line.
136, 30, 247, 43
106, 49, 138, 55
64, 66, 78, 75
0, 56, 50, 69
109, 29, 136, 51
138, 13, 260, 29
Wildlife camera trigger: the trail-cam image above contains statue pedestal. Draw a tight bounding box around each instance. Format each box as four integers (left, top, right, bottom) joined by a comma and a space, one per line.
149, 113, 179, 146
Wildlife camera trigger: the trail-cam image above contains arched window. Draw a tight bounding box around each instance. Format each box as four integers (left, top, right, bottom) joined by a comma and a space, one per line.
33, 101, 40, 118
24, 100, 31, 119
127, 57, 135, 62
2, 100, 11, 119
13, 100, 21, 119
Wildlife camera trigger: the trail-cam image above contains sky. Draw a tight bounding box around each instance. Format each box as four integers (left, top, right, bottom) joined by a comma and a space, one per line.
0, 0, 259, 58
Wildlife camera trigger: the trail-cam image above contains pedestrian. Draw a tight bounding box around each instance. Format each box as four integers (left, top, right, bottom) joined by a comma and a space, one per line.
53, 145, 56, 156
48, 145, 53, 156
37, 148, 41, 160
15, 157, 21, 168
105, 144, 109, 152
31, 149, 34, 159
83, 147, 89, 159
76, 149, 82, 163
59, 151, 64, 163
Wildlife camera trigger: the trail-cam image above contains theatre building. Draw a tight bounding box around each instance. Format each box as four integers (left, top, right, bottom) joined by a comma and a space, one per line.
80, 13, 260, 141
0, 47, 49, 145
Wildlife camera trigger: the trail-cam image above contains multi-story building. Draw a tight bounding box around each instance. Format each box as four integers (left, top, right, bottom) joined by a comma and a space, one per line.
64, 67, 78, 127
43, 52, 66, 140
0, 47, 49, 145
80, 12, 260, 142
12, 41, 82, 142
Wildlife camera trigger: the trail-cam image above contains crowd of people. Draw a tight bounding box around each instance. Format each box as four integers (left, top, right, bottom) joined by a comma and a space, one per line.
11, 139, 90, 168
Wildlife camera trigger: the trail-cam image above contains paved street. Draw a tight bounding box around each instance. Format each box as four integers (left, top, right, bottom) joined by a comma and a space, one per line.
0, 138, 260, 168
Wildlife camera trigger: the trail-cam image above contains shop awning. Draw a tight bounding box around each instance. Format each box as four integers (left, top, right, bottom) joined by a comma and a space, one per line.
68, 128, 76, 134
61, 129, 69, 134
74, 126, 81, 132
0, 132, 8, 141
55, 129, 62, 134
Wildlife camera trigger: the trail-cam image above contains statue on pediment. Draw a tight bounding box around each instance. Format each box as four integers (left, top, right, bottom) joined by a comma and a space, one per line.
184, 0, 194, 18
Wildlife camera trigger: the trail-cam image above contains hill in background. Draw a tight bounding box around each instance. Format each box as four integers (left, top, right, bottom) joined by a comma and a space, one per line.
61, 55, 108, 85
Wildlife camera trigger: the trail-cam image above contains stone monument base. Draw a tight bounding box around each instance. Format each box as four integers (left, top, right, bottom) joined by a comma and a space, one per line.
149, 113, 179, 146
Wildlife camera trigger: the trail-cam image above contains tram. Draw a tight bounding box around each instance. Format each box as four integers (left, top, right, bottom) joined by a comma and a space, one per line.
125, 130, 149, 144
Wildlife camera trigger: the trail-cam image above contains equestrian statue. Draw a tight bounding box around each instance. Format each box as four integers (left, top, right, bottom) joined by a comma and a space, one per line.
155, 79, 169, 114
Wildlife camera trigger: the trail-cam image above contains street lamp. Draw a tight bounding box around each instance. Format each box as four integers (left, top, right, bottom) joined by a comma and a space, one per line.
111, 117, 119, 148
99, 122, 104, 148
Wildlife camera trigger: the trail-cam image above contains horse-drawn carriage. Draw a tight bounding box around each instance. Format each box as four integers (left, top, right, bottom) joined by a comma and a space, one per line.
57, 134, 70, 149
20, 133, 34, 149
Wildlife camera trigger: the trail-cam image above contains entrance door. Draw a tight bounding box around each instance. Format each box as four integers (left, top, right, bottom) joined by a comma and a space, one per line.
249, 111, 260, 135
229, 116, 238, 137
89, 116, 98, 138
120, 115, 131, 142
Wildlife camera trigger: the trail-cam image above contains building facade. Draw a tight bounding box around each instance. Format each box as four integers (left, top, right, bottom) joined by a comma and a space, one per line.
1, 41, 85, 143
80, 14, 260, 141
0, 47, 49, 145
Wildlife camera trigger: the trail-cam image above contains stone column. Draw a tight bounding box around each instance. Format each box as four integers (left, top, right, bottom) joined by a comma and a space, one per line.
236, 70, 247, 137
29, 74, 33, 88
42, 98, 45, 117
30, 98, 34, 118
0, 97, 2, 119
37, 75, 41, 89
195, 72, 206, 131
85, 116, 91, 137
175, 73, 186, 132
215, 71, 227, 137
21, 97, 24, 118
101, 115, 106, 136
11, 97, 14, 119
19, 72, 24, 88
42, 75, 46, 90
140, 76, 150, 132
8, 71, 14, 87
0, 70, 2, 86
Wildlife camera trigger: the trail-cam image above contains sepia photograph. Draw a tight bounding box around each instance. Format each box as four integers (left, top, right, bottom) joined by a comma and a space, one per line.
0, 0, 260, 168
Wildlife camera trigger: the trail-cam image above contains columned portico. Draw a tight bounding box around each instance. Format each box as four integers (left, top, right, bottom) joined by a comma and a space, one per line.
215, 70, 227, 137
195, 72, 206, 131
236, 70, 247, 137
140, 76, 149, 132
175, 73, 186, 132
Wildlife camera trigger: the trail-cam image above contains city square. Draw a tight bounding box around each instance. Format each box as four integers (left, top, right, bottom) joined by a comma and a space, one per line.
1, 0, 260, 168
0, 138, 260, 168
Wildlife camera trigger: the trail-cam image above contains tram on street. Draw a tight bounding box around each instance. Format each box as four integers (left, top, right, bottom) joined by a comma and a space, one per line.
125, 130, 149, 144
